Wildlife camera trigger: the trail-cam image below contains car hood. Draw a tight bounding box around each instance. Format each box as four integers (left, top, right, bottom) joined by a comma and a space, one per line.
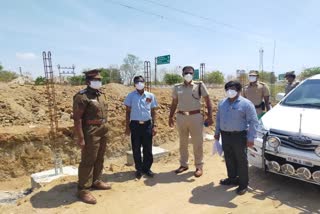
261, 104, 320, 136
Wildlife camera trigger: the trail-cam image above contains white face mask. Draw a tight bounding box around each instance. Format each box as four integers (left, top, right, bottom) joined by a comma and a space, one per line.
135, 82, 145, 90
249, 76, 257, 83
226, 89, 238, 99
184, 74, 193, 82
90, 80, 102, 90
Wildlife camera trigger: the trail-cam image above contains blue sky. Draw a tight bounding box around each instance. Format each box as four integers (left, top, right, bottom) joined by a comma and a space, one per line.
1, 0, 319, 78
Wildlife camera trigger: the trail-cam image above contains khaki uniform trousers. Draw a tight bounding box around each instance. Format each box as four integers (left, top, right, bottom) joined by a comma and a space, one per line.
176, 113, 204, 169
78, 125, 107, 191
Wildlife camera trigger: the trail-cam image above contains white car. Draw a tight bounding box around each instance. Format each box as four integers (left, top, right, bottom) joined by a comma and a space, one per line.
248, 74, 320, 185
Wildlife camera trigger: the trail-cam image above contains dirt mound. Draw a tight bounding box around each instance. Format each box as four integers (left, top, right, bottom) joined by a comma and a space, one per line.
0, 83, 224, 180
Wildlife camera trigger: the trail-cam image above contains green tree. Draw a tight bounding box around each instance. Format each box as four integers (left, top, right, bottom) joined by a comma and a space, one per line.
163, 73, 183, 85
68, 75, 85, 85
101, 68, 122, 84
120, 54, 142, 85
204, 71, 224, 84
299, 67, 320, 80
259, 71, 277, 84
35, 76, 46, 85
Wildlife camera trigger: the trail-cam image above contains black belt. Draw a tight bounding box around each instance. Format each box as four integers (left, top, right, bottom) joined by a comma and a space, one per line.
131, 120, 151, 125
221, 130, 247, 135
85, 119, 106, 125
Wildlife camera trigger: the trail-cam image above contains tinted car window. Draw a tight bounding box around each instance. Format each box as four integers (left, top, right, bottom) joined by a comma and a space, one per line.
282, 79, 320, 108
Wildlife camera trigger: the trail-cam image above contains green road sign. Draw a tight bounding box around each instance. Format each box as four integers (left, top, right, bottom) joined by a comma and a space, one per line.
193, 69, 199, 80
278, 73, 285, 81
156, 55, 170, 65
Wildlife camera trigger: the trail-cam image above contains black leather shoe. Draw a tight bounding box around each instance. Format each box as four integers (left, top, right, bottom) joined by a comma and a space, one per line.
219, 178, 239, 186
135, 171, 142, 179
144, 170, 154, 178
236, 186, 248, 195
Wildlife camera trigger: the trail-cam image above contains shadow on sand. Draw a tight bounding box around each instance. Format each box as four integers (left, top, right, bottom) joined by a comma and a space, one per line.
30, 182, 78, 208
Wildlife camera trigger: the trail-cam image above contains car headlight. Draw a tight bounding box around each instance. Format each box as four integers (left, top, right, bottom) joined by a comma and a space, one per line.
315, 146, 320, 157
267, 136, 281, 148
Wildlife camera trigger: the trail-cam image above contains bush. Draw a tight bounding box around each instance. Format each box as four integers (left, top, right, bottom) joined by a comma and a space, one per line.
204, 71, 224, 84
163, 73, 183, 85
68, 75, 85, 86
35, 76, 46, 85
0, 70, 18, 82
299, 67, 320, 80
101, 68, 122, 84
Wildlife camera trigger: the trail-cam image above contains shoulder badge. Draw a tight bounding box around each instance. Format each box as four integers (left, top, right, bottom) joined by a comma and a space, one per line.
79, 88, 87, 94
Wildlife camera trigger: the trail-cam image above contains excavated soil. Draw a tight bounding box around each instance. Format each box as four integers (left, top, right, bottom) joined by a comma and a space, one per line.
0, 82, 222, 181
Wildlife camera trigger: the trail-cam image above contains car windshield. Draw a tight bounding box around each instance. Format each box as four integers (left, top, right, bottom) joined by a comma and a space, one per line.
282, 79, 320, 108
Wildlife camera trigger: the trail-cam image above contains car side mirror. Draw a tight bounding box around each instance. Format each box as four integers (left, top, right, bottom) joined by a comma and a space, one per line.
276, 93, 285, 102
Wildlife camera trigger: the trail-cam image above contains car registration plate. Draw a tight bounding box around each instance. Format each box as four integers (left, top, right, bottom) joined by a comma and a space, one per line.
286, 157, 313, 167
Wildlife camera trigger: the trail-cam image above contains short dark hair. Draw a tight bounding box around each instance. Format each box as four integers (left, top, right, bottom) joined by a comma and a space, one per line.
224, 81, 242, 92
182, 66, 195, 73
133, 75, 145, 83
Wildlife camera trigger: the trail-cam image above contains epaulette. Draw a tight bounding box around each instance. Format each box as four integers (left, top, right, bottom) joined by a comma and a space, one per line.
259, 81, 266, 86
79, 89, 87, 94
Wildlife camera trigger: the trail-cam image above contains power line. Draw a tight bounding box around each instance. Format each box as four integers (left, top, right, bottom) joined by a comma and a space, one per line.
134, 0, 272, 42
105, 0, 268, 44
105, 0, 219, 33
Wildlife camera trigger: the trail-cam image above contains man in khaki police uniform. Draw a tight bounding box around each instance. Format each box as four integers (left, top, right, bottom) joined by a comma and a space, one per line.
243, 70, 270, 118
169, 66, 213, 177
73, 69, 111, 204
285, 71, 299, 95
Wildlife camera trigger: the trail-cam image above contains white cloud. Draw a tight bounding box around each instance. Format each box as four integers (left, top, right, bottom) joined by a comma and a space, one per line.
16, 52, 37, 60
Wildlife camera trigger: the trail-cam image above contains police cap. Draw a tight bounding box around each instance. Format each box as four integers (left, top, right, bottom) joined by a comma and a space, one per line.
285, 71, 295, 78
249, 70, 259, 76
83, 69, 102, 79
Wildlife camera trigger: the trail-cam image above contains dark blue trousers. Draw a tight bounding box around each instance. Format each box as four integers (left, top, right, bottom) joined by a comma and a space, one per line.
129, 120, 153, 172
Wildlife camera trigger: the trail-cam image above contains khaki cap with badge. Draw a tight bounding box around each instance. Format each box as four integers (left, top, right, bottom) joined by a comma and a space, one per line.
83, 69, 102, 79
248, 70, 259, 76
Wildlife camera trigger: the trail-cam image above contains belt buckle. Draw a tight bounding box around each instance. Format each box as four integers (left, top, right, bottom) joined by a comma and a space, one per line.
184, 112, 190, 116
139, 121, 145, 124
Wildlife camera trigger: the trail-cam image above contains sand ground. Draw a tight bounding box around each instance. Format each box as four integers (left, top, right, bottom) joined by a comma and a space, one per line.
1, 139, 319, 214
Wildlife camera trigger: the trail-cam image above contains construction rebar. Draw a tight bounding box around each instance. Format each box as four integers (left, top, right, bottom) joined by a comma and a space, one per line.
144, 61, 151, 92
42, 51, 63, 175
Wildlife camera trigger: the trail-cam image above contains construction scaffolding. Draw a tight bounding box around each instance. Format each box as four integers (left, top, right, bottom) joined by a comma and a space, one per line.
42, 51, 63, 175
144, 61, 152, 92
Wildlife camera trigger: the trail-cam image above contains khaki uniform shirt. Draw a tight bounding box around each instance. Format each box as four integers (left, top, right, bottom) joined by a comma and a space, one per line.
172, 81, 209, 112
73, 87, 109, 137
243, 81, 270, 115
285, 81, 299, 95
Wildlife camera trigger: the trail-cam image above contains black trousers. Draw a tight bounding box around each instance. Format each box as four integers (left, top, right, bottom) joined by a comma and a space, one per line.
221, 131, 248, 188
130, 120, 153, 172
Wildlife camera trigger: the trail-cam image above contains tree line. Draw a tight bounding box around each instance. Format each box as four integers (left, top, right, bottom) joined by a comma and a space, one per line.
1, 57, 320, 85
